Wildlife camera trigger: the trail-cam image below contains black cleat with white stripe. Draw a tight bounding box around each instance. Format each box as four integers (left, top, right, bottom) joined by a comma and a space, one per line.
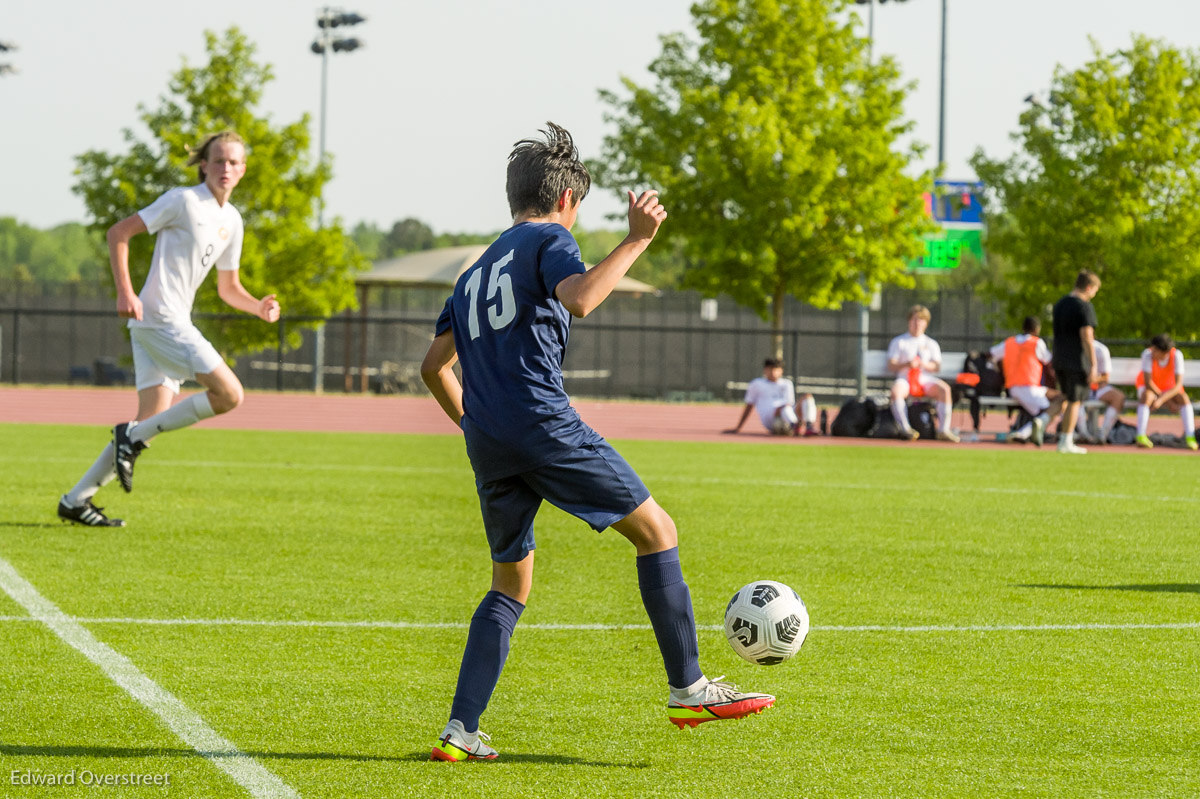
57, 498, 125, 527
113, 421, 148, 493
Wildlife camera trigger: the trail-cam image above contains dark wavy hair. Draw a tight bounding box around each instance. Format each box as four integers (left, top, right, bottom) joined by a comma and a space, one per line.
506, 122, 591, 218
1151, 333, 1174, 352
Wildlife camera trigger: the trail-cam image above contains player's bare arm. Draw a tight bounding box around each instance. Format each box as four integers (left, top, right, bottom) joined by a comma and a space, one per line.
108, 214, 148, 320
556, 190, 666, 318
724, 404, 754, 434
216, 270, 280, 322
1080, 326, 1097, 384
421, 331, 463, 425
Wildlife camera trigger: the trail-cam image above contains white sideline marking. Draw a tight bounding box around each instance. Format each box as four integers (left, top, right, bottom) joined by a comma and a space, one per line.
0, 614, 1196, 633
0, 556, 300, 799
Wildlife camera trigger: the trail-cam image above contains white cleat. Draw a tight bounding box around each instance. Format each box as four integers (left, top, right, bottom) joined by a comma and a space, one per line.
431, 720, 498, 762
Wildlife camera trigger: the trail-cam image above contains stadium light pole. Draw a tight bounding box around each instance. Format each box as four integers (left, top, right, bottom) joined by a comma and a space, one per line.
938, 0, 947, 166
310, 9, 364, 394
310, 8, 365, 229
851, 0, 913, 398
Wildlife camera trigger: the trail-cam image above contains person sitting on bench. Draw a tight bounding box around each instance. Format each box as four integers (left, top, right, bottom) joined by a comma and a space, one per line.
886, 305, 958, 443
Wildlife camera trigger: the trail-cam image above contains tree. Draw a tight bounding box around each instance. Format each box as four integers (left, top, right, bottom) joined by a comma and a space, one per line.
0, 218, 107, 283
350, 221, 386, 261
595, 0, 934, 357
73, 27, 367, 356
971, 36, 1200, 340
383, 217, 435, 256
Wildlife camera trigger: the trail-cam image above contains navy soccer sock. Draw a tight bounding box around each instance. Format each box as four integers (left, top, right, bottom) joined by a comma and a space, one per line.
449, 590, 525, 732
636, 547, 703, 689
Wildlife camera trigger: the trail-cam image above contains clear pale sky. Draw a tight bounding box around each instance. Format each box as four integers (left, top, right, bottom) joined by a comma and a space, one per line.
5, 1, 1200, 234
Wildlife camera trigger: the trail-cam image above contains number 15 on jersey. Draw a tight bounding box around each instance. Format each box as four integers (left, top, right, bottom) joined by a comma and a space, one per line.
463, 249, 516, 339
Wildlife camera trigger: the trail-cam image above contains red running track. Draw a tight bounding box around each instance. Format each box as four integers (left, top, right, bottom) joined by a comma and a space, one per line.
0, 385, 1190, 453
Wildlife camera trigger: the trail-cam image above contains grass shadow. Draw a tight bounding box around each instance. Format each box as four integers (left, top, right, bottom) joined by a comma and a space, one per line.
2, 745, 410, 764
0, 745, 648, 769
1015, 583, 1200, 594
399, 752, 650, 767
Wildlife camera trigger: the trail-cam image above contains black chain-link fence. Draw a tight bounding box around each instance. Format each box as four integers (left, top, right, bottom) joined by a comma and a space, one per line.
4, 279, 1191, 401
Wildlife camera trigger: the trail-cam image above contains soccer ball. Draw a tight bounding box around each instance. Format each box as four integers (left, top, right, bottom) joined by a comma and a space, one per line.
770, 416, 794, 435
724, 580, 809, 665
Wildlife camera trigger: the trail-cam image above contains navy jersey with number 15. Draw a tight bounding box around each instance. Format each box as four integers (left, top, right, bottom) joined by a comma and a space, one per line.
435, 222, 600, 482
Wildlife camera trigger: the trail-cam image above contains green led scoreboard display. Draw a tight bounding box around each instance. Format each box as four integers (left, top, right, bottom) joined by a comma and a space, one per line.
910, 180, 985, 272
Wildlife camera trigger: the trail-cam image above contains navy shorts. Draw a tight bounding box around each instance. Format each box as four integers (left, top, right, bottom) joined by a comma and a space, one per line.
475, 439, 651, 563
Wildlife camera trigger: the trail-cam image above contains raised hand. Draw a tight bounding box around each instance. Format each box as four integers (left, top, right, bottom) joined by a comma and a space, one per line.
627, 190, 668, 242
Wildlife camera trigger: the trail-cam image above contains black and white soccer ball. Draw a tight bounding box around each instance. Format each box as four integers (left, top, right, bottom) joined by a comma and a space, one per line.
724, 580, 809, 665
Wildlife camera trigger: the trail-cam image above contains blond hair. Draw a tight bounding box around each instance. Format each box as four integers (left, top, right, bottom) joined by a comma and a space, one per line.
187, 130, 246, 182
907, 305, 932, 323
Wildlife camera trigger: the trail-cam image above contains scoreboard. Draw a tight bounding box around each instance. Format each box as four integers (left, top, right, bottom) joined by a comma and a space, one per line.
911, 180, 985, 272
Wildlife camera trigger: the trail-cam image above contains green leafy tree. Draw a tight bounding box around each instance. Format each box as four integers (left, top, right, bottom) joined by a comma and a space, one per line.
350, 221, 386, 261
971, 36, 1200, 340
433, 230, 496, 248
73, 27, 366, 356
383, 218, 435, 256
0, 219, 106, 283
595, 0, 934, 356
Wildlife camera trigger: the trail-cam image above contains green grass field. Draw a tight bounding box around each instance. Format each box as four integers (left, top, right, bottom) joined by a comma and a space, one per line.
2, 423, 1198, 798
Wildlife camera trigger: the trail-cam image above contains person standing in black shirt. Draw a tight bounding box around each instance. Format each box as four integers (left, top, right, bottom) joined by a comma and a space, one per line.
1047, 270, 1102, 453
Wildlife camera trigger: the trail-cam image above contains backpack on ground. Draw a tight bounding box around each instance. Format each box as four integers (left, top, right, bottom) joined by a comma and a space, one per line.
870, 409, 901, 439
831, 399, 876, 437
907, 401, 937, 440
1108, 420, 1136, 445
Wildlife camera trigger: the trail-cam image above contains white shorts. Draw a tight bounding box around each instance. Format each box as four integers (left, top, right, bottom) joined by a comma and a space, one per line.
129, 323, 224, 393
1090, 386, 1121, 402
1008, 385, 1049, 416
761, 404, 798, 434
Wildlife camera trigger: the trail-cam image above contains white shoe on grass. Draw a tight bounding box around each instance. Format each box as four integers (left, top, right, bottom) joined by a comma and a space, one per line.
430, 719, 498, 762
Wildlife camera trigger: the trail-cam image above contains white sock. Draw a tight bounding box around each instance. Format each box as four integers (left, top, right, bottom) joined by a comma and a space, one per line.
891, 400, 911, 432
936, 401, 950, 432
1076, 411, 1090, 435
130, 394, 215, 443
1182, 404, 1195, 437
800, 396, 817, 426
1137, 405, 1149, 436
64, 443, 117, 507
670, 675, 709, 700
1062, 431, 1074, 446
1101, 407, 1118, 438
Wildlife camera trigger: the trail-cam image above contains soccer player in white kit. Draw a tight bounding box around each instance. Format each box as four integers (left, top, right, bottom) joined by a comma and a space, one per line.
886, 305, 959, 442
1074, 339, 1124, 444
724, 357, 819, 436
57, 131, 280, 527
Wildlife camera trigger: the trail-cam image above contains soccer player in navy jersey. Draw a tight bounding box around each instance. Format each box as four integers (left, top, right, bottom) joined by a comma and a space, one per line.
422, 123, 774, 762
